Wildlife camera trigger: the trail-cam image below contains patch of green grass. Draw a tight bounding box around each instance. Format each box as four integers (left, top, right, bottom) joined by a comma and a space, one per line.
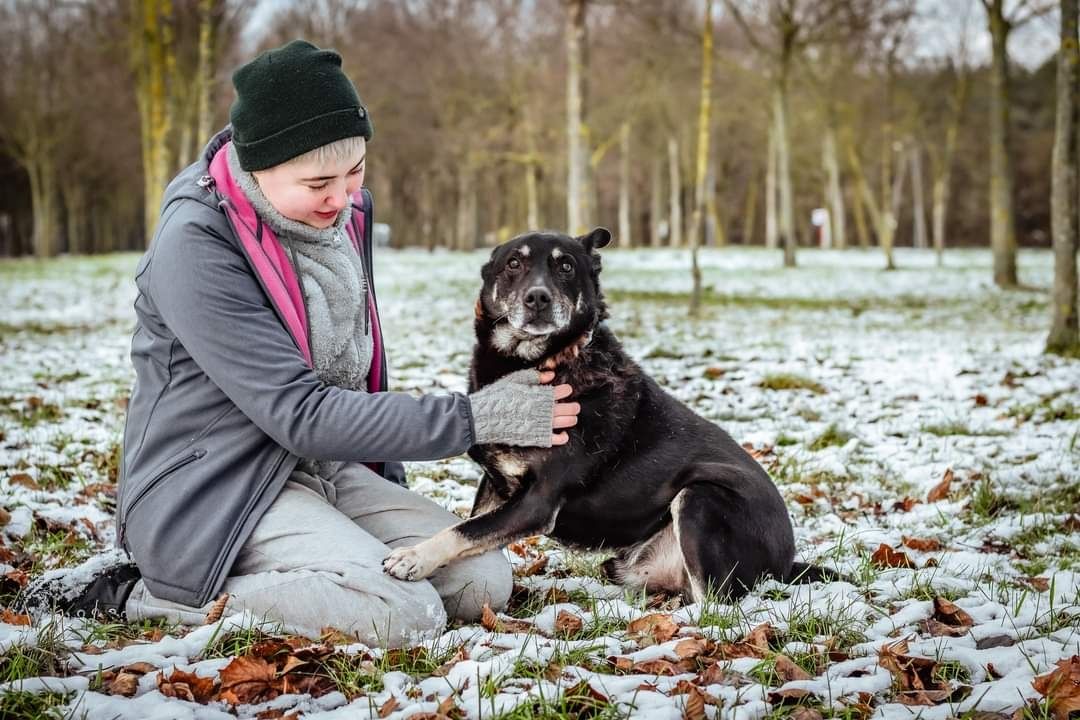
758, 373, 826, 394
74, 616, 180, 648
490, 681, 631, 719
0, 397, 64, 428
25, 527, 94, 574
921, 421, 1008, 437
606, 287, 934, 315
0, 690, 74, 720
0, 622, 68, 684
808, 424, 853, 451
1007, 393, 1080, 423
200, 619, 282, 660
320, 654, 383, 697
35, 465, 78, 492
776, 433, 799, 447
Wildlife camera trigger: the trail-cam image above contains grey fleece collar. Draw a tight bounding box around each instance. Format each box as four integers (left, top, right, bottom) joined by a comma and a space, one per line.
227, 143, 352, 245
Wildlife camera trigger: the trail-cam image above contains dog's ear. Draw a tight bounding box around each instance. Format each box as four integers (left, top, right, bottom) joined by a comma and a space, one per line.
576, 227, 612, 253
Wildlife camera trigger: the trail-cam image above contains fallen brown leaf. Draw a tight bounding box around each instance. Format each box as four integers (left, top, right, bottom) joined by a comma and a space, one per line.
901, 535, 943, 552
697, 662, 753, 686
515, 555, 549, 578
108, 672, 139, 697
378, 696, 399, 718
774, 654, 813, 682
1, 608, 31, 626
932, 597, 974, 627
218, 655, 277, 705
674, 637, 709, 660
871, 543, 915, 569
157, 668, 217, 704
927, 469, 954, 502
682, 683, 707, 720
8, 473, 39, 490
789, 708, 824, 720
204, 593, 230, 625
627, 613, 680, 644
124, 662, 158, 675
1032, 655, 1080, 720
918, 619, 967, 637
554, 610, 584, 637
631, 659, 682, 676
768, 688, 814, 706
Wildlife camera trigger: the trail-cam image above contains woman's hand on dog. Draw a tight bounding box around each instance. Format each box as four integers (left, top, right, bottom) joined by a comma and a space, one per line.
539, 370, 579, 445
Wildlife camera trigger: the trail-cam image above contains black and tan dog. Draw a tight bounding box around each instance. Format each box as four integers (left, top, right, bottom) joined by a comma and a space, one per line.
383, 228, 827, 599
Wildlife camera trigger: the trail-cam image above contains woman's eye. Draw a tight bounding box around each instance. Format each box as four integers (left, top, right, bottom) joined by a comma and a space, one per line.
309, 183, 328, 191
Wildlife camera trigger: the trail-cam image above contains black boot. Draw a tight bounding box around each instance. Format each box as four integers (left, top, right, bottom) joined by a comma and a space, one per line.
25, 560, 141, 621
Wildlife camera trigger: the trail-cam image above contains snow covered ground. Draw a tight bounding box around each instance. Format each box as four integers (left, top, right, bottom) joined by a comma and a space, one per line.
1, 246, 1078, 719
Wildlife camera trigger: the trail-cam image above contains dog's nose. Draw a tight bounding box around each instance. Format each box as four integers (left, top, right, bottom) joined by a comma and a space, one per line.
524, 287, 552, 312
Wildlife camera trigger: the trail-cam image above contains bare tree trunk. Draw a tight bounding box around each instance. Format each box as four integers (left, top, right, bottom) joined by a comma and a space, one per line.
852, 180, 870, 249
456, 164, 476, 250
564, 0, 589, 234
910, 141, 928, 250
668, 135, 682, 247
618, 121, 631, 247
27, 158, 60, 257
134, 0, 177, 245
987, 0, 1019, 287
195, 0, 214, 144
823, 123, 846, 249
706, 154, 723, 246
521, 101, 541, 229
932, 61, 970, 266
765, 120, 778, 249
650, 152, 663, 247
62, 182, 87, 254
773, 72, 796, 266
742, 172, 758, 245
1049, 0, 1080, 354
689, 0, 712, 314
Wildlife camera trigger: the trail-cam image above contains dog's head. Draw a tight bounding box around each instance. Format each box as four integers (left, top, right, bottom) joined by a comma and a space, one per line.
477, 227, 611, 361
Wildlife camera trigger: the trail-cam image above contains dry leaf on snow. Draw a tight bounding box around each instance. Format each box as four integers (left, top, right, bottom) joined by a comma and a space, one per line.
932, 597, 974, 627
1032, 655, 1080, 720
901, 535, 943, 552
927, 468, 953, 502
627, 613, 680, 644
554, 610, 584, 637
871, 543, 915, 569
774, 654, 813, 682
217, 655, 277, 705
157, 668, 217, 704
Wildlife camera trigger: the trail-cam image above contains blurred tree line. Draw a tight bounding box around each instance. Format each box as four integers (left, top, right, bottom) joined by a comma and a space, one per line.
0, 0, 1059, 278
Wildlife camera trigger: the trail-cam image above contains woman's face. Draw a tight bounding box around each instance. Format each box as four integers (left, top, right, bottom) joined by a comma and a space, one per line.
252, 139, 366, 229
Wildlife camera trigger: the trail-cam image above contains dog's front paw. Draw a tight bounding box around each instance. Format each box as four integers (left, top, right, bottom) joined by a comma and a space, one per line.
382, 546, 437, 581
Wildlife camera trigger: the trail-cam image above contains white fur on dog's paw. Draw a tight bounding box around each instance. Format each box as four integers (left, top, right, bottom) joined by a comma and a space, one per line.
382, 546, 436, 581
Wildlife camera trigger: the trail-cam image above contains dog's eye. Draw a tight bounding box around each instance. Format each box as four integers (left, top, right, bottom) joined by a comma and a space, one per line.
507, 257, 521, 271
559, 260, 574, 274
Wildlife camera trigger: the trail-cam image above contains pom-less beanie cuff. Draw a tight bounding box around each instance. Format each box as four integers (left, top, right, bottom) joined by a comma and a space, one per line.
233, 105, 372, 171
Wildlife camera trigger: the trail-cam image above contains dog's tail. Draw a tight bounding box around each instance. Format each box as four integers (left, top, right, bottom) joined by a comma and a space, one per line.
784, 561, 851, 585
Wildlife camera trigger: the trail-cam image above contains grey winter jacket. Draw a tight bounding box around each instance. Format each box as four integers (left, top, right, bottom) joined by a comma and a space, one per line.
118, 128, 476, 607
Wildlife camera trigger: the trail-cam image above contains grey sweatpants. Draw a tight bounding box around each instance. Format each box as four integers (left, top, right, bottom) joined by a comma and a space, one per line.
125, 463, 511, 647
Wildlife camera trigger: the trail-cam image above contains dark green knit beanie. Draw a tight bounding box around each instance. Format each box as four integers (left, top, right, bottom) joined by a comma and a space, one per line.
230, 39, 373, 171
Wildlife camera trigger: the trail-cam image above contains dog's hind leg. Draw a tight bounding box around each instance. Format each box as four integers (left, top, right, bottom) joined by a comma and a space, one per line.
670, 463, 795, 601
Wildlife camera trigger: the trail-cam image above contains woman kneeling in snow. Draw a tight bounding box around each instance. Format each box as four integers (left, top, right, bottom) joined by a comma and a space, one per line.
28, 39, 578, 646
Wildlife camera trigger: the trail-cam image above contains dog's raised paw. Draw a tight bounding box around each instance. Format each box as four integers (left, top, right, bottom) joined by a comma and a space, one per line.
382, 546, 434, 581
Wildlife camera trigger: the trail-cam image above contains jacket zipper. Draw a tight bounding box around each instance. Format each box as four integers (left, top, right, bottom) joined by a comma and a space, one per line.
119, 448, 206, 546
